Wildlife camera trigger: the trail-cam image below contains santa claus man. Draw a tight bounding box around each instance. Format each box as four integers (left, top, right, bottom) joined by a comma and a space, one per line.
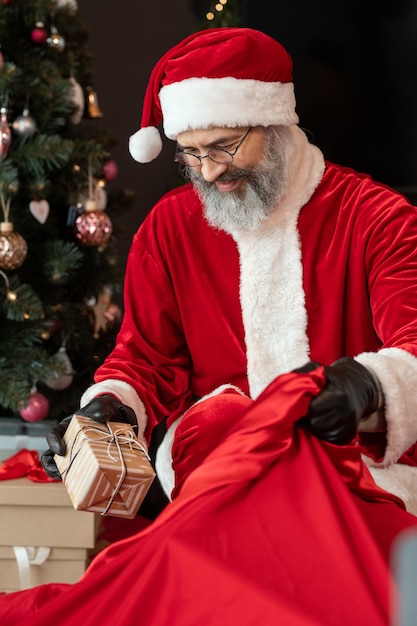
43, 27, 417, 514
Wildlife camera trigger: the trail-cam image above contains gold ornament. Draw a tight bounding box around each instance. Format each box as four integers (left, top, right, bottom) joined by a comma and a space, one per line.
86, 86, 103, 118
47, 25, 66, 51
0, 221, 28, 270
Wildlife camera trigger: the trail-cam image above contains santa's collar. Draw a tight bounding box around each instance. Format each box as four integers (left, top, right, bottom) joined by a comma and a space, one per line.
231, 126, 325, 398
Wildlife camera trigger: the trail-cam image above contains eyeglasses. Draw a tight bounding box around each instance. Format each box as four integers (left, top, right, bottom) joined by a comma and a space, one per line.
174, 127, 253, 167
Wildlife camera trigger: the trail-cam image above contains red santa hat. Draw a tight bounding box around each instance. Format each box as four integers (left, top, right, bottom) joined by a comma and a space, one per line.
129, 27, 299, 163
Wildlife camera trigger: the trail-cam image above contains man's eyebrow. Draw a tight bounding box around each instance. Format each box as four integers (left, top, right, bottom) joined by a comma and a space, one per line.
177, 133, 240, 151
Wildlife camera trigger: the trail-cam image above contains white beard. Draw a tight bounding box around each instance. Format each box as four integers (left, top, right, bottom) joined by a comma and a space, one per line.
188, 126, 295, 234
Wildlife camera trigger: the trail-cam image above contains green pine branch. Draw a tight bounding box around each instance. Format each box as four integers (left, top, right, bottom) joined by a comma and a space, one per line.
12, 134, 74, 178
42, 240, 84, 285
0, 275, 44, 321
0, 348, 67, 412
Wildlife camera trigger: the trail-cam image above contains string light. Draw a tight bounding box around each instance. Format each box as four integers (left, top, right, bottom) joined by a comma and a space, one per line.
0, 188, 11, 222
0, 268, 17, 301
205, 0, 241, 26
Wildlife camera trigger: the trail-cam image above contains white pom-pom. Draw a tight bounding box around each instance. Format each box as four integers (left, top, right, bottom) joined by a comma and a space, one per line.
129, 126, 163, 163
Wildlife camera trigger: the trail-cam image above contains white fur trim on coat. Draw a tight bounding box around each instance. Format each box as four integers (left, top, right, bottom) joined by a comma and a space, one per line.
232, 126, 325, 398
356, 347, 417, 466
365, 463, 417, 517
80, 379, 148, 439
160, 77, 299, 139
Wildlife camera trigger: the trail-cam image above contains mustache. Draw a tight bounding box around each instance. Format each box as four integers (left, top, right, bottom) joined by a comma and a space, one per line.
187, 166, 253, 189
215, 168, 252, 183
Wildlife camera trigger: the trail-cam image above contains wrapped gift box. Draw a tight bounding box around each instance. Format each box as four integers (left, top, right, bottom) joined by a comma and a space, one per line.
55, 415, 155, 519
0, 476, 99, 593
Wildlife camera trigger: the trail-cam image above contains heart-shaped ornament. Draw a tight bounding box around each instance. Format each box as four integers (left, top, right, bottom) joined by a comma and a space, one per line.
29, 199, 50, 224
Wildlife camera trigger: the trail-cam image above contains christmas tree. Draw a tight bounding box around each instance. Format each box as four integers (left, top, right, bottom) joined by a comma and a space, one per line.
0, 0, 134, 422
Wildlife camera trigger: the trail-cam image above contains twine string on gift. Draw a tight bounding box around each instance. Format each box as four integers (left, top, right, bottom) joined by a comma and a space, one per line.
101, 424, 127, 516
59, 421, 151, 516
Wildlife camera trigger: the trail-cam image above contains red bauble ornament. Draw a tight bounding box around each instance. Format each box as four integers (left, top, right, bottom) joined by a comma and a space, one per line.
74, 201, 112, 247
19, 391, 50, 422
102, 159, 118, 183
31, 23, 48, 45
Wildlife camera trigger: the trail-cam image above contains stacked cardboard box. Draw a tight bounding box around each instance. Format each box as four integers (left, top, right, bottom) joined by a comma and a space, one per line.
0, 477, 99, 593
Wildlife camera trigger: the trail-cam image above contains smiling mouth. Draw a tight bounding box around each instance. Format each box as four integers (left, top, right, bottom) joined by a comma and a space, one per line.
215, 179, 242, 192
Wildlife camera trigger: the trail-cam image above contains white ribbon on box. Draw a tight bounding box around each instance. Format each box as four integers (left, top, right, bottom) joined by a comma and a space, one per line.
13, 546, 51, 589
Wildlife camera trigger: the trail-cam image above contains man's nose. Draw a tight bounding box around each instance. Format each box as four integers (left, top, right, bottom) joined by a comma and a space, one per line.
199, 158, 228, 183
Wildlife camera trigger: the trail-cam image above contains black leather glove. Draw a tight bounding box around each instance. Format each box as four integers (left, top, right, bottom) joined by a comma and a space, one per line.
295, 357, 381, 445
41, 394, 138, 479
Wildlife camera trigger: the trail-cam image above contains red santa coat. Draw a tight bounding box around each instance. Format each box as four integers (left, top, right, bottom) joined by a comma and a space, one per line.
83, 127, 417, 509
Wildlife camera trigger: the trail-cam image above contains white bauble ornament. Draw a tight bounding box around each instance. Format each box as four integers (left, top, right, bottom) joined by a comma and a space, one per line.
69, 77, 84, 124
45, 346, 74, 390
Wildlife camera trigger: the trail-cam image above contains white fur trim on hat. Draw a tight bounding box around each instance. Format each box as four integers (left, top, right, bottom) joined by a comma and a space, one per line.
129, 126, 163, 163
160, 76, 299, 139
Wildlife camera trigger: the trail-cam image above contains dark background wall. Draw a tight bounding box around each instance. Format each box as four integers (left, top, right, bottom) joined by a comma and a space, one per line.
244, 0, 417, 198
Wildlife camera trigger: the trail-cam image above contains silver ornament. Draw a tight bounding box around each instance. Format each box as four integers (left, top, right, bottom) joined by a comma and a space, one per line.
47, 26, 66, 51
12, 108, 37, 138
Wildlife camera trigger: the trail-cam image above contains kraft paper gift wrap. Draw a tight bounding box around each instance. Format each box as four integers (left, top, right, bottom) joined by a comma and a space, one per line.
55, 415, 155, 519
